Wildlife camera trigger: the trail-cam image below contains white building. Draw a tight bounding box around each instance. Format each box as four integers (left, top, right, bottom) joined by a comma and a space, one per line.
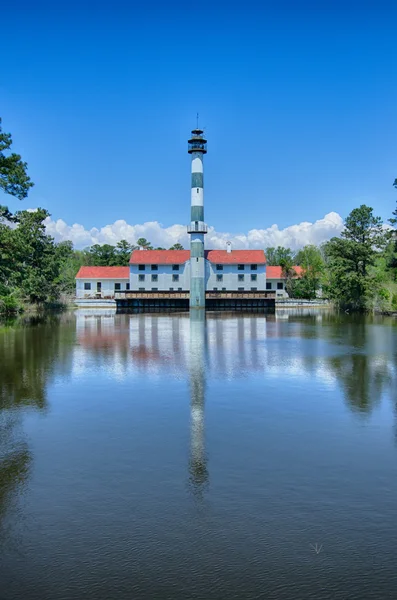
75, 266, 130, 299
75, 260, 302, 299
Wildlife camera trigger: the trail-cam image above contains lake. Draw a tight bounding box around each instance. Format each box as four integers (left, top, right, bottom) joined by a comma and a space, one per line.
1, 309, 397, 600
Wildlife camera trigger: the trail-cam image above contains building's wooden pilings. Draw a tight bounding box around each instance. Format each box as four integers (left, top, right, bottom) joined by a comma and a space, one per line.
115, 291, 275, 313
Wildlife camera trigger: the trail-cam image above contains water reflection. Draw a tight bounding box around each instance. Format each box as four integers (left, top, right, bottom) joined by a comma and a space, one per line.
0, 314, 75, 538
188, 310, 208, 497
1, 310, 397, 599
73, 310, 397, 417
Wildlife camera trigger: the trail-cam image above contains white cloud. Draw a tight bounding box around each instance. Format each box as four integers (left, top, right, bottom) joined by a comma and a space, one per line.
43, 212, 344, 250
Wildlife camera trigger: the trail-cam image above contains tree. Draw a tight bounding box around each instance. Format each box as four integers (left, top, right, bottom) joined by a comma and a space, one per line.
265, 246, 294, 266
86, 244, 119, 266
324, 205, 386, 311
12, 208, 62, 303
169, 243, 184, 250
279, 255, 297, 297
387, 186, 397, 275
54, 241, 83, 295
294, 245, 324, 299
0, 118, 34, 200
116, 239, 135, 265
136, 237, 153, 250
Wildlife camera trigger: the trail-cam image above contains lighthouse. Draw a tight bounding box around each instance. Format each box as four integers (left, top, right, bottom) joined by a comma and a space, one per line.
188, 127, 207, 308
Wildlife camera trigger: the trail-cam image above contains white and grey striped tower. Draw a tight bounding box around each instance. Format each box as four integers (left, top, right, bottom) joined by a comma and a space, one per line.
188, 128, 208, 308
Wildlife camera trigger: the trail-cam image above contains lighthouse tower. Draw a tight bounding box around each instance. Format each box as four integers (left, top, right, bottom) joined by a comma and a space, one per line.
188, 128, 208, 308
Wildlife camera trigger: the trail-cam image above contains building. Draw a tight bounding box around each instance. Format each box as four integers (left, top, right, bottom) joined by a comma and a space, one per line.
75, 127, 303, 307
75, 261, 302, 299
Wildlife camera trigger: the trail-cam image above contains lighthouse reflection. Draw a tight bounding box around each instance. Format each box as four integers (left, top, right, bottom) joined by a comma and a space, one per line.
188, 310, 209, 497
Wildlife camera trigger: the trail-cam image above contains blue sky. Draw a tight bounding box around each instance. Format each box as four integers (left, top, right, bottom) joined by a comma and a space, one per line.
1, 1, 397, 248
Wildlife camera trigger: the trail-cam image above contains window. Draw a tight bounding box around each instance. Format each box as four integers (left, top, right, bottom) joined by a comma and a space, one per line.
138, 265, 145, 271
222, 287, 226, 291
251, 264, 257, 270
238, 287, 244, 291
251, 287, 257, 291
84, 282, 91, 290
114, 283, 121, 291
172, 274, 179, 282
169, 287, 174, 291
152, 287, 158, 291
178, 287, 182, 291
277, 282, 284, 290
139, 287, 145, 291
238, 274, 244, 282
151, 264, 158, 271
126, 283, 130, 291
139, 274, 145, 282
96, 282, 101, 292
238, 264, 244, 270
151, 274, 158, 282
266, 282, 272, 290
172, 264, 179, 271
251, 274, 257, 281
216, 264, 223, 270
216, 274, 223, 282
213, 287, 218, 291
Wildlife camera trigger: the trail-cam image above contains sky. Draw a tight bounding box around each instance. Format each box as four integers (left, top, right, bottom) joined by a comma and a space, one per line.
1, 0, 396, 250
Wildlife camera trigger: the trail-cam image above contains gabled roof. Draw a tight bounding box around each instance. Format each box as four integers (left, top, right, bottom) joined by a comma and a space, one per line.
266, 266, 303, 279
205, 250, 266, 264
75, 266, 130, 279
129, 249, 266, 265
130, 250, 190, 265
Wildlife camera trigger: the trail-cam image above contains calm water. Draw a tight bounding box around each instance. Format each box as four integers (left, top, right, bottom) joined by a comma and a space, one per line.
1, 309, 397, 600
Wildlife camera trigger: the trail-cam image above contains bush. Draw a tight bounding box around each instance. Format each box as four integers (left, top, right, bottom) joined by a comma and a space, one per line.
0, 288, 24, 315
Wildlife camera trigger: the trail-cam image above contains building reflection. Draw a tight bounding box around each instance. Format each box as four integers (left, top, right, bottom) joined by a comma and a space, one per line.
188, 310, 208, 497
73, 311, 397, 420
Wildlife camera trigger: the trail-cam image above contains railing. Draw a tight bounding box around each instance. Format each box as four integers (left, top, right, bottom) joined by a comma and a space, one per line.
187, 222, 208, 234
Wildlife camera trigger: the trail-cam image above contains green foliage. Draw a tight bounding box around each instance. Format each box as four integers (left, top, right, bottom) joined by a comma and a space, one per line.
0, 118, 34, 200
265, 246, 294, 266
324, 205, 387, 311
136, 237, 153, 249
0, 207, 67, 311
293, 245, 325, 299
169, 243, 184, 250
116, 240, 136, 264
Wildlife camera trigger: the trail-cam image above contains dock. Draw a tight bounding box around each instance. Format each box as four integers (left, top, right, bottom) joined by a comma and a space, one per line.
114, 290, 276, 312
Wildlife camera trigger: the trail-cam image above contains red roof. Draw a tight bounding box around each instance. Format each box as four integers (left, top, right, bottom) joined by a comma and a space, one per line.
266, 266, 303, 279
130, 250, 190, 264
205, 250, 266, 264
130, 249, 266, 265
76, 266, 130, 279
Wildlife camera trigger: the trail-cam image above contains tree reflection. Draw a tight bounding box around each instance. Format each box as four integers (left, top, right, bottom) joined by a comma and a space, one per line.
0, 313, 75, 410
321, 317, 396, 415
0, 313, 75, 532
